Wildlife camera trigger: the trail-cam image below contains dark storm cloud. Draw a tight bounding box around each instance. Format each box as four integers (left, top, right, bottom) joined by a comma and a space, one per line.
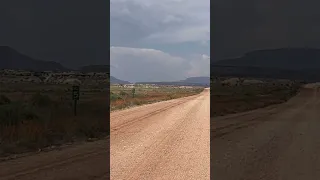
211, 0, 320, 61
0, 0, 109, 68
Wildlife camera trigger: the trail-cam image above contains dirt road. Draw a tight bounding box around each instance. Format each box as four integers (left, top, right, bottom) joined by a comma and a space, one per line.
212, 86, 320, 180
0, 139, 110, 180
0, 88, 210, 180
110, 88, 210, 180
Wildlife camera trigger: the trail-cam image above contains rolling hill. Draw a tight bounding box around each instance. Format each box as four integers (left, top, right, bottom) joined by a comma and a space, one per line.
0, 46, 67, 71
80, 65, 109, 73
212, 48, 320, 82
213, 48, 320, 70
182, 77, 210, 84
110, 76, 131, 84
136, 77, 210, 87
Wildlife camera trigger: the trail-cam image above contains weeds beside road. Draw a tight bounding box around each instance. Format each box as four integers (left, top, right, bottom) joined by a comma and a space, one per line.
110, 85, 204, 111
211, 82, 300, 117
0, 84, 109, 157
0, 83, 203, 158
0, 80, 300, 158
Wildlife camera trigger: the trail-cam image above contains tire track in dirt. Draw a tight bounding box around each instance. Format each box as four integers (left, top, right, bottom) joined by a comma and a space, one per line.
123, 96, 205, 180
0, 139, 109, 180
2, 151, 106, 180
110, 94, 200, 119
110, 89, 210, 180
211, 87, 320, 180
111, 94, 200, 132
235, 90, 320, 180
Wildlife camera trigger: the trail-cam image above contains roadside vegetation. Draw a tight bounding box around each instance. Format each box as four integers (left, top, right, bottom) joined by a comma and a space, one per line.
211, 78, 301, 117
110, 85, 204, 111
0, 78, 299, 156
0, 84, 109, 157
0, 83, 203, 157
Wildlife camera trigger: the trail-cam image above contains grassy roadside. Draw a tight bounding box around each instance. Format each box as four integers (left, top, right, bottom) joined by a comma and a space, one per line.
110, 86, 204, 111
0, 84, 203, 157
211, 81, 301, 117
0, 84, 109, 157
0, 79, 299, 156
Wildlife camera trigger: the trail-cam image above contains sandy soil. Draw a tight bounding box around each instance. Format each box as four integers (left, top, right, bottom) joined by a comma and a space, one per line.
110, 88, 210, 180
212, 87, 320, 180
0, 139, 109, 180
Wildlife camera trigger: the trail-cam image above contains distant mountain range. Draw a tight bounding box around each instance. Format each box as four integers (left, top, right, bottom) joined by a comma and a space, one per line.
3, 46, 320, 82
80, 65, 109, 73
0, 46, 67, 71
213, 48, 320, 70
181, 77, 210, 84
136, 77, 210, 87
0, 46, 112, 73
109, 76, 210, 86
110, 76, 131, 84
212, 48, 320, 82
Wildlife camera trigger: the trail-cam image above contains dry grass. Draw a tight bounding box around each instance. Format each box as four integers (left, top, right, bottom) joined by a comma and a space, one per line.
0, 83, 109, 156
110, 86, 204, 111
0, 83, 203, 156
211, 81, 300, 117
0, 80, 297, 156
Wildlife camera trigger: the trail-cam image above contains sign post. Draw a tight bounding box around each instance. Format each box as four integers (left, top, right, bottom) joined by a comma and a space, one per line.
72, 85, 80, 116
132, 88, 136, 98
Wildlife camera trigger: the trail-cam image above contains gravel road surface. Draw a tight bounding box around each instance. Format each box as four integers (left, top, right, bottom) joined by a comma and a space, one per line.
212, 87, 320, 180
110, 88, 210, 180
0, 139, 109, 180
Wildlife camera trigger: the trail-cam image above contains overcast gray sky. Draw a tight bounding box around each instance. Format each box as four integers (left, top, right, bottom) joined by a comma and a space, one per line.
110, 0, 210, 82
0, 0, 108, 68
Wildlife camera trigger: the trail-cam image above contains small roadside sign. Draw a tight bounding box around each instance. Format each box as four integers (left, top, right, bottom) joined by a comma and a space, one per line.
72, 85, 80, 116
72, 86, 80, 100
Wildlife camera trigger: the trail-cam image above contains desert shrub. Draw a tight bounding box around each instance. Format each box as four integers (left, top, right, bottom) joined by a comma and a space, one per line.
0, 102, 24, 126
133, 99, 143, 105
110, 92, 122, 101
119, 90, 128, 97
0, 102, 40, 126
0, 95, 11, 105
30, 93, 53, 107
168, 94, 174, 99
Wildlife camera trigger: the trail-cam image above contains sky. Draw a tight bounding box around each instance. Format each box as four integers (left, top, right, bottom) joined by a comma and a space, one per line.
3, 0, 318, 82
212, 0, 320, 61
110, 0, 210, 82
0, 0, 109, 68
